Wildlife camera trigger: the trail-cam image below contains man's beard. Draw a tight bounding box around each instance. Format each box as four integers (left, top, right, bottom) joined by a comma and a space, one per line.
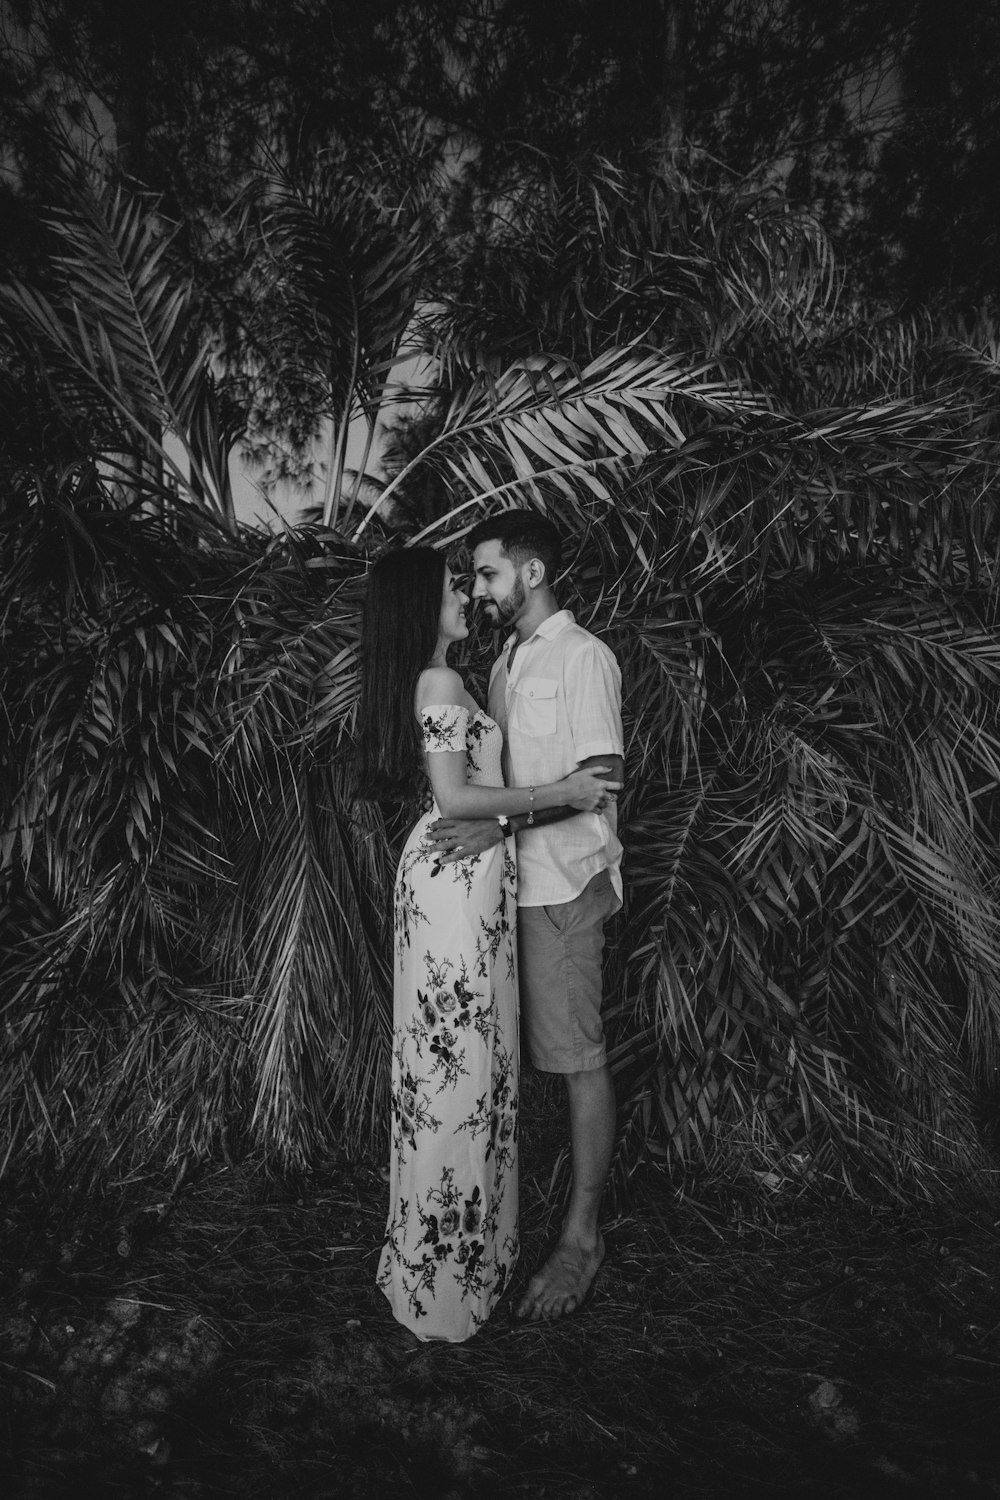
485, 575, 526, 627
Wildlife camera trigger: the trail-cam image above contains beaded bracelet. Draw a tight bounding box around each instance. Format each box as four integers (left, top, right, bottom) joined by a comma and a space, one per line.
527, 786, 535, 825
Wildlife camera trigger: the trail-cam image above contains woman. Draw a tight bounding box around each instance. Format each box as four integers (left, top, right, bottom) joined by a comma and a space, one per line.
356, 547, 620, 1342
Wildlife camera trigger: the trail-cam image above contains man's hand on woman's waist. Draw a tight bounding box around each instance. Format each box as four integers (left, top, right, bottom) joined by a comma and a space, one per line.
425, 756, 623, 867
424, 816, 505, 864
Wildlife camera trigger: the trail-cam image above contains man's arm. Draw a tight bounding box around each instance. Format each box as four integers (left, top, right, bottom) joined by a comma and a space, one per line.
424, 754, 624, 865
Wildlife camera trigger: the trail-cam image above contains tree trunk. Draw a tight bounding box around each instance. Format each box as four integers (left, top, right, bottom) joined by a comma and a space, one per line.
114, 12, 152, 183
658, 0, 688, 164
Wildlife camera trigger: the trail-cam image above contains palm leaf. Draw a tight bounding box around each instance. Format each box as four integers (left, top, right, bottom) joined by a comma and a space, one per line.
249, 164, 427, 527
3, 179, 241, 523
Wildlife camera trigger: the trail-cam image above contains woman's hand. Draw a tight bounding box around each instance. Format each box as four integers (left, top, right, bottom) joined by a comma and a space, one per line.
559, 766, 623, 813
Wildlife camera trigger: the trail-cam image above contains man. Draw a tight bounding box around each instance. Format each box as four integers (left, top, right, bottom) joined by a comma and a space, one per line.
426, 511, 624, 1322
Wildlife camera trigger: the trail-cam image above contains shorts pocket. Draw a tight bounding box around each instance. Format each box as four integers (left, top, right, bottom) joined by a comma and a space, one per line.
513, 676, 558, 736
541, 899, 570, 934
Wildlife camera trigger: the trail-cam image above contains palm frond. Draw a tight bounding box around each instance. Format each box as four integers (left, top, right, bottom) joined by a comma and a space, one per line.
247, 164, 427, 528
2, 179, 242, 523
358, 345, 765, 539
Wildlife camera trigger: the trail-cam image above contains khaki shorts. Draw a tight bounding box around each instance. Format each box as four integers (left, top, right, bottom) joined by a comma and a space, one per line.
517, 868, 621, 1074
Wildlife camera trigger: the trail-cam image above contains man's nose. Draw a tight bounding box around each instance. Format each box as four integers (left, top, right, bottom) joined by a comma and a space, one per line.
471, 577, 487, 599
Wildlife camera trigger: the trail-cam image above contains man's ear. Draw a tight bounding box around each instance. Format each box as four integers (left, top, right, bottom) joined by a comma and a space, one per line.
525, 556, 545, 589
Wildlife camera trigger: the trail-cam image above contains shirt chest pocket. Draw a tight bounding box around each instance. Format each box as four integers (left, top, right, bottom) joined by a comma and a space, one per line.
512, 676, 558, 737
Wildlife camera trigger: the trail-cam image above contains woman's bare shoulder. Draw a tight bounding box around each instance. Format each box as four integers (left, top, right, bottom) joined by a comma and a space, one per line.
415, 665, 467, 710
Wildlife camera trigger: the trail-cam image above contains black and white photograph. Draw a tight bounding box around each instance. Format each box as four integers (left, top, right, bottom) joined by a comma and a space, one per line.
2, 3, 1000, 1495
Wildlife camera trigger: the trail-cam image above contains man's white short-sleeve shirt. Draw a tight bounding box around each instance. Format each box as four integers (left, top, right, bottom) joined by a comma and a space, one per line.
487, 609, 624, 908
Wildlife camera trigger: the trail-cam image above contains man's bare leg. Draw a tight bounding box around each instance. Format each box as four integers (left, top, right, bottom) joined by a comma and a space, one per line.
516, 1063, 615, 1321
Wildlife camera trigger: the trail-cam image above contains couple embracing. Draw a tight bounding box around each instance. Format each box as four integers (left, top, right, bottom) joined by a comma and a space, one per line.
356, 511, 624, 1343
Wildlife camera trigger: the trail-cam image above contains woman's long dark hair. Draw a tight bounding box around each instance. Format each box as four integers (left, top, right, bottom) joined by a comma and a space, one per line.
355, 547, 446, 803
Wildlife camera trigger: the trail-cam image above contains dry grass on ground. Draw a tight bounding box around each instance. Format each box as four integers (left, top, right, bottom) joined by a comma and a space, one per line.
3, 1072, 1000, 1499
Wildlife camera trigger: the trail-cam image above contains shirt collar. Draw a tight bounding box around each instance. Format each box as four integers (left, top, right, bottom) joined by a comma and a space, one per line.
502, 608, 575, 653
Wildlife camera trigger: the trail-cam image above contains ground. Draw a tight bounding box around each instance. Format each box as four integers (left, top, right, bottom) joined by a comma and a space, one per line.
3, 1073, 1000, 1499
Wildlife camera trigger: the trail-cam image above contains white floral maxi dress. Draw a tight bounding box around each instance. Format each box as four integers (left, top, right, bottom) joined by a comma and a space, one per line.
376, 704, 519, 1341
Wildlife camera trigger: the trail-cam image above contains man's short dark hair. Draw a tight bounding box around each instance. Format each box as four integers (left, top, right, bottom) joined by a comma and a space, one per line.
467, 510, 562, 585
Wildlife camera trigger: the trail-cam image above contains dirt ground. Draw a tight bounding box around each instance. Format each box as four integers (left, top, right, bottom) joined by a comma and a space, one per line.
4, 1073, 1000, 1499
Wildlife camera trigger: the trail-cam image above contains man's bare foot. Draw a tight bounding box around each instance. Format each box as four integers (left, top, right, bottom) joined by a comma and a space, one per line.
515, 1232, 605, 1322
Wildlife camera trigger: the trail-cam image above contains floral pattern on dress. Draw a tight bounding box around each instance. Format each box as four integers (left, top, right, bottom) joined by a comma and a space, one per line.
377, 705, 519, 1342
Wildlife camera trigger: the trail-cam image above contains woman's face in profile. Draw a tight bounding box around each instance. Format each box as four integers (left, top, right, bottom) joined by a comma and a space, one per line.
437, 566, 470, 645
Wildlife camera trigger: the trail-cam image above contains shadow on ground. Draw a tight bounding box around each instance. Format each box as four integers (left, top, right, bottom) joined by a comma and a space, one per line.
3, 1073, 1000, 1498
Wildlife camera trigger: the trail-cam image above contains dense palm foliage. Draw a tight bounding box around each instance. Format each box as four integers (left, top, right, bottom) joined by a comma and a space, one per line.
3, 156, 1000, 1198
